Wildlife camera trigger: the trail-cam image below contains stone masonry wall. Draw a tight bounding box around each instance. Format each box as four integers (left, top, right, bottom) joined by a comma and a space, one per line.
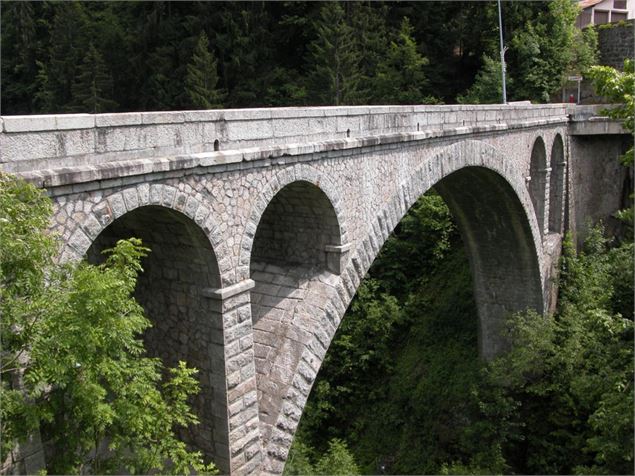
598, 20, 634, 70
251, 181, 341, 268
37, 121, 571, 474
0, 105, 567, 174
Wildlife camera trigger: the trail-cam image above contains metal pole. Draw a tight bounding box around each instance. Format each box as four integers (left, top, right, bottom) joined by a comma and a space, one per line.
497, 0, 507, 104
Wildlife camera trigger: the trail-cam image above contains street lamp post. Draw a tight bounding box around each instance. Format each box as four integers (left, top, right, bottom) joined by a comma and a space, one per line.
497, 0, 507, 104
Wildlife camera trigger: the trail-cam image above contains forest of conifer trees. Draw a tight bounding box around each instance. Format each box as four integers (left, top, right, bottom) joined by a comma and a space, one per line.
2, 1, 596, 114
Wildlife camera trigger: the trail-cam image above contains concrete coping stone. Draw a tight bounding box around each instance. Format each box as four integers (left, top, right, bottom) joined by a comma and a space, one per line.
1, 104, 569, 133
17, 117, 570, 189
202, 279, 256, 300
325, 243, 353, 253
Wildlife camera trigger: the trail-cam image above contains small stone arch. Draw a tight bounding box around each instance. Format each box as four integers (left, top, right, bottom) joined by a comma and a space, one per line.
528, 136, 548, 236
62, 184, 231, 471
549, 134, 566, 233
237, 164, 349, 282
62, 184, 231, 279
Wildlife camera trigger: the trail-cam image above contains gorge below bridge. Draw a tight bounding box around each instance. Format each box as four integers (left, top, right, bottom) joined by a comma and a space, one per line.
0, 104, 629, 475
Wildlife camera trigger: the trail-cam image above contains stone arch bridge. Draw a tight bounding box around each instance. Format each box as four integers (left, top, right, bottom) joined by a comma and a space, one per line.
0, 104, 627, 475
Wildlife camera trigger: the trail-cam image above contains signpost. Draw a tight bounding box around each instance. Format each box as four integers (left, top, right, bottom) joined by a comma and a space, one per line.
567, 75, 583, 104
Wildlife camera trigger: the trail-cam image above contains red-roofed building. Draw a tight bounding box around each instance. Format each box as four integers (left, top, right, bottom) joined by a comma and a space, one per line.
576, 0, 634, 27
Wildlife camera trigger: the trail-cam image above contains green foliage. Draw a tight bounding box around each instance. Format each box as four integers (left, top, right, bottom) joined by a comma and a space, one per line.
0, 173, 216, 474
588, 59, 634, 165
0, 1, 38, 114
284, 440, 315, 476
45, 2, 89, 111
1, 2, 599, 111
69, 42, 118, 113
457, 55, 509, 104
314, 438, 360, 475
185, 31, 224, 109
371, 17, 434, 105
475, 230, 634, 474
293, 192, 482, 474
307, 2, 361, 105
370, 192, 455, 299
284, 437, 360, 476
509, 0, 597, 102
350, 2, 389, 104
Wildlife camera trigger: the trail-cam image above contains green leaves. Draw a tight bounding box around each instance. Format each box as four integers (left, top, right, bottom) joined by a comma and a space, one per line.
285, 438, 360, 476
371, 17, 432, 105
478, 228, 634, 474
588, 59, 634, 166
457, 55, 509, 104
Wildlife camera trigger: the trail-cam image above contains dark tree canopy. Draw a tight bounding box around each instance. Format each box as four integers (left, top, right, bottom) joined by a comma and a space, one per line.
0, 1, 597, 114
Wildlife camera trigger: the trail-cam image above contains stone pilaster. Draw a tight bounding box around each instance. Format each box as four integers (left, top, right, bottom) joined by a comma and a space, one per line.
205, 279, 262, 475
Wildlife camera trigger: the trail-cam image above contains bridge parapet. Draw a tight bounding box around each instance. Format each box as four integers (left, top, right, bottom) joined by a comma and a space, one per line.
1, 104, 568, 175
567, 104, 628, 135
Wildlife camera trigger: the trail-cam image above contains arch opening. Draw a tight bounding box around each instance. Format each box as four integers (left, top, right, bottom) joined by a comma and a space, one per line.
249, 180, 342, 445
529, 137, 548, 237
86, 205, 229, 471
282, 165, 545, 474
249, 180, 342, 325
549, 134, 566, 233
435, 166, 544, 358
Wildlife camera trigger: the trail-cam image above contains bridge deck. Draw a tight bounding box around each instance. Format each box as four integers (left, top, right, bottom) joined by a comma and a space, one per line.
1, 104, 570, 176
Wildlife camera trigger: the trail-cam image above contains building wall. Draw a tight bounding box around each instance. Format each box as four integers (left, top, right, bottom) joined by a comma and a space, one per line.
576, 0, 633, 28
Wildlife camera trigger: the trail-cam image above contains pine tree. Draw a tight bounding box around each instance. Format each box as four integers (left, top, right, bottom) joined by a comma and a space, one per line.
307, 2, 361, 106
0, 1, 38, 113
351, 2, 390, 104
33, 61, 56, 113
69, 43, 118, 113
47, 2, 88, 111
144, 44, 181, 111
185, 31, 224, 109
457, 55, 511, 104
372, 17, 433, 105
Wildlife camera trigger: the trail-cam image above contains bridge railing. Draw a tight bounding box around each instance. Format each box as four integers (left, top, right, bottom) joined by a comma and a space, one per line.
1, 104, 569, 175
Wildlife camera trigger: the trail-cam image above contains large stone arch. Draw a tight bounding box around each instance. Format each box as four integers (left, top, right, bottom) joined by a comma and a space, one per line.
528, 136, 548, 237
260, 140, 546, 475
548, 134, 566, 233
60, 184, 231, 472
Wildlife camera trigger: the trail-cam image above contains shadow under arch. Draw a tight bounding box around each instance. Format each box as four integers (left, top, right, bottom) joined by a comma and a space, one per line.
85, 205, 230, 472
549, 134, 566, 233
250, 179, 343, 323
435, 166, 544, 359
247, 178, 344, 448
529, 136, 548, 236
